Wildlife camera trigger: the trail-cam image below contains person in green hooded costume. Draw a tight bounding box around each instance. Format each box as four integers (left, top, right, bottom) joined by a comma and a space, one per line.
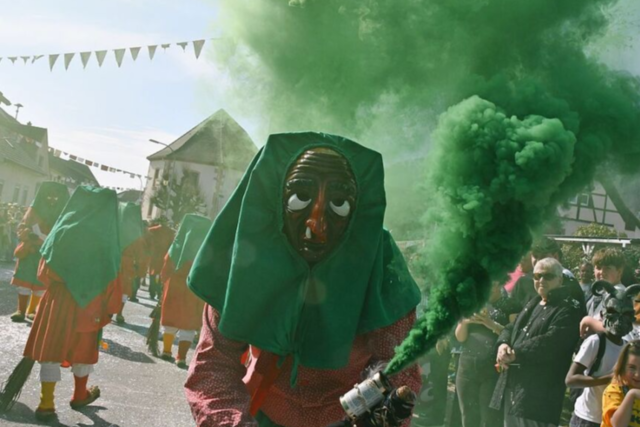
10, 181, 69, 322
158, 213, 211, 368
184, 132, 422, 427
114, 202, 146, 324
15, 186, 122, 422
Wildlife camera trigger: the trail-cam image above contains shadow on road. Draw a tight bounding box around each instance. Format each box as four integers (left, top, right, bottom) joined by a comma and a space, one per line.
76, 405, 121, 427
102, 340, 155, 364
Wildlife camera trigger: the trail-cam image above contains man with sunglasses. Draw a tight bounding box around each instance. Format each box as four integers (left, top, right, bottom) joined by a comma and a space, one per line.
491, 257, 582, 427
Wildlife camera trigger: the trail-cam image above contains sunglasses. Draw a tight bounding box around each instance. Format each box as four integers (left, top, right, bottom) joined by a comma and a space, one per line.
533, 272, 557, 281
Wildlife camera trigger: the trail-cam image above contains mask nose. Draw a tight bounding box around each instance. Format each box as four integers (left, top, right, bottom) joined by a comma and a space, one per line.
305, 187, 327, 243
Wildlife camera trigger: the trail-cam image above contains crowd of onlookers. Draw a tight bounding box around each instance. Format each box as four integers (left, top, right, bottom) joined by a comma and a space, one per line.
0, 202, 26, 262
417, 238, 640, 427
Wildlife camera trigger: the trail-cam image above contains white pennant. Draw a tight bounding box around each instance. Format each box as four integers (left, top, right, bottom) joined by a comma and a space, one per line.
31, 55, 44, 64
0, 58, 3, 63
21, 56, 30, 64
49, 54, 60, 71
64, 53, 75, 70
177, 41, 188, 51
80, 51, 92, 68
193, 39, 205, 59
161, 43, 171, 51
95, 50, 107, 67
130, 47, 141, 61
8, 57, 17, 64
148, 45, 158, 60
114, 48, 126, 67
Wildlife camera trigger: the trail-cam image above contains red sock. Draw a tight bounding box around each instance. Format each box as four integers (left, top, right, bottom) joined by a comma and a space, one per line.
73, 375, 88, 401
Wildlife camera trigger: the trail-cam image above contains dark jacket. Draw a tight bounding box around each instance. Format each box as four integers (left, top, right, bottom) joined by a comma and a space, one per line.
490, 285, 582, 424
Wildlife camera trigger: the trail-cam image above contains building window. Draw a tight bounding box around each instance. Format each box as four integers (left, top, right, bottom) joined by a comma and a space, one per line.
22, 188, 28, 206
12, 185, 20, 203
147, 201, 154, 218
182, 170, 200, 190
153, 168, 161, 187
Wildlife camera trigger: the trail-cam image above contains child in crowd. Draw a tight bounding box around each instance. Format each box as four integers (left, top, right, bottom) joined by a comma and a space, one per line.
602, 341, 640, 427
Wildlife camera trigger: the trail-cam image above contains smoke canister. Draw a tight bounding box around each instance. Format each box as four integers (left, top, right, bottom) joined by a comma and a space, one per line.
339, 372, 392, 420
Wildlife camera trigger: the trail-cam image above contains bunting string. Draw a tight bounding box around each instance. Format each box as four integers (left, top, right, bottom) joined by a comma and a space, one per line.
0, 37, 213, 71
47, 146, 152, 181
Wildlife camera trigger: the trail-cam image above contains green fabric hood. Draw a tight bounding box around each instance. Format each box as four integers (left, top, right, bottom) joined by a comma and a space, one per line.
31, 181, 70, 230
118, 202, 144, 252
188, 132, 421, 370
168, 214, 211, 270
40, 186, 121, 308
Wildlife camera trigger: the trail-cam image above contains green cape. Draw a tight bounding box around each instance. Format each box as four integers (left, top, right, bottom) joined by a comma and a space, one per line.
188, 132, 421, 371
12, 182, 70, 286
31, 181, 70, 230
168, 214, 212, 270
118, 202, 144, 252
40, 186, 121, 308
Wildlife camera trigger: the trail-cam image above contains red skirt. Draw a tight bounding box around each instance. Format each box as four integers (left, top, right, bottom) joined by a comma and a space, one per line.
23, 263, 121, 365
160, 259, 204, 331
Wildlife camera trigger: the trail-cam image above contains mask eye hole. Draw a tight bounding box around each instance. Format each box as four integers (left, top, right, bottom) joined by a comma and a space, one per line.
287, 193, 311, 211
330, 200, 350, 217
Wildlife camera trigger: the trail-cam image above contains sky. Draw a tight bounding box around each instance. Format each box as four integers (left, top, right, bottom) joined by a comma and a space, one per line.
1, 1, 640, 192
0, 0, 258, 191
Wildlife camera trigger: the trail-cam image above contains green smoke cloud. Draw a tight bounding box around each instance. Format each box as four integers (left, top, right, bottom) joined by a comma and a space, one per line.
206, 0, 640, 372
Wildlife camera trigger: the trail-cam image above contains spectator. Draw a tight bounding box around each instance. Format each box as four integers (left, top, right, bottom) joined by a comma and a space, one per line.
578, 260, 595, 303
504, 253, 532, 295
601, 341, 640, 427
566, 281, 639, 427
581, 248, 627, 338
511, 237, 585, 315
490, 257, 582, 427
455, 281, 521, 427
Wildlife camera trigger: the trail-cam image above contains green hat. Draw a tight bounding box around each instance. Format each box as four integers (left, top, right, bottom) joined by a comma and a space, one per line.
168, 214, 212, 270
31, 181, 70, 231
40, 186, 121, 308
188, 132, 421, 371
118, 202, 144, 252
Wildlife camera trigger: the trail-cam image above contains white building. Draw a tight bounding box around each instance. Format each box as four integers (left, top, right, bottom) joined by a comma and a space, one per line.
0, 107, 50, 206
559, 180, 640, 238
142, 109, 257, 221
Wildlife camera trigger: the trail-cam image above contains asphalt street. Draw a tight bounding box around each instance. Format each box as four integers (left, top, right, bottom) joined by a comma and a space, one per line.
0, 261, 196, 427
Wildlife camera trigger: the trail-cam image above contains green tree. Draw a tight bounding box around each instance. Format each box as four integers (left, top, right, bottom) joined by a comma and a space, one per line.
150, 167, 206, 226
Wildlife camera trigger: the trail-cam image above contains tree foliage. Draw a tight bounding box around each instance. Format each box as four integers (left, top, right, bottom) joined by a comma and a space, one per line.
150, 167, 206, 226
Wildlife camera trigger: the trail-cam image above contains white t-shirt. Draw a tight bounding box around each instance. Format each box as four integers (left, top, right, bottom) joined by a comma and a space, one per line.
573, 334, 625, 423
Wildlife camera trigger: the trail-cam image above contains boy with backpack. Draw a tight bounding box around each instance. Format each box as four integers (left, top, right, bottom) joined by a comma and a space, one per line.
565, 281, 640, 427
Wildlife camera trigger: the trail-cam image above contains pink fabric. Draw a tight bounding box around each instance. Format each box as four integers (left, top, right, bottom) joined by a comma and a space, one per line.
504, 265, 523, 294
185, 306, 421, 427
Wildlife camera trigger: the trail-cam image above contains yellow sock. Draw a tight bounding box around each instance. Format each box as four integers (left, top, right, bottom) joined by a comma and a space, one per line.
27, 294, 42, 315
39, 382, 56, 410
162, 333, 175, 355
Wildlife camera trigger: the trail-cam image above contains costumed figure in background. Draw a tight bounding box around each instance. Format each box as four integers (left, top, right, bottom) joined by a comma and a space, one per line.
10, 182, 69, 322
184, 132, 422, 427
157, 214, 211, 368
145, 219, 175, 300
0, 186, 122, 422
115, 202, 145, 324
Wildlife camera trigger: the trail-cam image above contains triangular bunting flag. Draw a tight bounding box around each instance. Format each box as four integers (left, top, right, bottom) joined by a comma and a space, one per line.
54, 149, 61, 157
80, 51, 92, 68
0, 58, 3, 63
8, 57, 17, 64
21, 56, 30, 64
95, 50, 107, 67
32, 55, 44, 64
94, 163, 100, 168
114, 48, 126, 67
101, 165, 108, 171
148, 45, 157, 60
130, 47, 141, 61
193, 40, 205, 59
177, 42, 188, 51
85, 160, 93, 166
49, 54, 60, 71
161, 43, 171, 50
64, 53, 75, 70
